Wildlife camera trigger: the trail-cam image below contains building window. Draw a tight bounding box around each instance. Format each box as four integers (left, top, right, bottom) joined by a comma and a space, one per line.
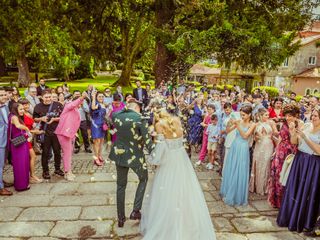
305, 88, 311, 95
283, 58, 289, 67
309, 56, 317, 65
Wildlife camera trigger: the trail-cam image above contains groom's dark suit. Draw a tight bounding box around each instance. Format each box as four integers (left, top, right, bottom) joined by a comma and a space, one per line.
109, 108, 153, 220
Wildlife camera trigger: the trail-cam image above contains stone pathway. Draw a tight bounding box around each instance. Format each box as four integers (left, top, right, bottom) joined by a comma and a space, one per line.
1, 150, 317, 240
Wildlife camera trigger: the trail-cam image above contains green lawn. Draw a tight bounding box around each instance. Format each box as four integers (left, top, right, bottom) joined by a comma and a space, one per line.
0, 75, 155, 95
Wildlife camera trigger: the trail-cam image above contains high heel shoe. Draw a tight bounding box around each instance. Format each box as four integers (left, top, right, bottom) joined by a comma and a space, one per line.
98, 156, 105, 164
93, 156, 103, 166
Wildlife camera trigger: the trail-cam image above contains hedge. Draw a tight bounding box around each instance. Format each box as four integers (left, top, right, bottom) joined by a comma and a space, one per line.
251, 86, 279, 98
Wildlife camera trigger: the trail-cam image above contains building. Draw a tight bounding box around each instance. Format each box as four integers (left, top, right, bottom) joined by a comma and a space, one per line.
188, 64, 221, 84
264, 21, 320, 95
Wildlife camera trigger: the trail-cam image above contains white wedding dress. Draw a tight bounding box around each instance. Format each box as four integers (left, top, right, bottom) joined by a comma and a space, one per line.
140, 134, 216, 240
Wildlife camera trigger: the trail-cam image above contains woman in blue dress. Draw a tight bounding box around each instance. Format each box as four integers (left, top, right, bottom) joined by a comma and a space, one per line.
220, 105, 256, 206
91, 91, 107, 166
187, 97, 204, 152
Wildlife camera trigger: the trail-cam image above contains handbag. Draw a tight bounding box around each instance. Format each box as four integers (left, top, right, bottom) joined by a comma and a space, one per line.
9, 121, 27, 147
279, 154, 295, 186
36, 103, 53, 143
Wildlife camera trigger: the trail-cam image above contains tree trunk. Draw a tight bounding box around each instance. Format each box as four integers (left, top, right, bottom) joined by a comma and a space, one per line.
113, 58, 133, 87
0, 56, 6, 76
154, 0, 177, 87
17, 47, 30, 87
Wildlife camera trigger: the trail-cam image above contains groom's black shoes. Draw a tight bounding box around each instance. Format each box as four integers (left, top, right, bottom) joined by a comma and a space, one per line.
129, 210, 141, 220
118, 216, 126, 228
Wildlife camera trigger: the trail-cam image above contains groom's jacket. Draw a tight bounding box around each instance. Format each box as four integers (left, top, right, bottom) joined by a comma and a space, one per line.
109, 108, 154, 168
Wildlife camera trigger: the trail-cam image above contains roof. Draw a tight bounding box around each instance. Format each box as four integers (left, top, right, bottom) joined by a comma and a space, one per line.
295, 21, 320, 45
295, 34, 320, 46
189, 64, 221, 76
294, 67, 320, 78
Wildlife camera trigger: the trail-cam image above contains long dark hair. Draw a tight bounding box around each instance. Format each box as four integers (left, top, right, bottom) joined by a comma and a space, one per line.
240, 105, 253, 121
240, 105, 253, 115
11, 102, 25, 124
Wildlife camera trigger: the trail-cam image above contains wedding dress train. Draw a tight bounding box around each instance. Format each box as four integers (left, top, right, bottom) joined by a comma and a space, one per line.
140, 134, 216, 240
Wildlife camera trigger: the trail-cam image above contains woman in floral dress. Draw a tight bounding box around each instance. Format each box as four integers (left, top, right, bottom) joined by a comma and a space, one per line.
267, 104, 300, 208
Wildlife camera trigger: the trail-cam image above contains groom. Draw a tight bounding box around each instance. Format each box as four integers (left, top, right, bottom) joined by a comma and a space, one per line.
109, 98, 153, 227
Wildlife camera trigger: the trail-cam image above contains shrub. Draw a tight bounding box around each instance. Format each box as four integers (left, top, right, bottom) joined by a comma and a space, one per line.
251, 86, 279, 98
130, 76, 144, 82
216, 84, 234, 91
186, 81, 202, 87
295, 95, 303, 102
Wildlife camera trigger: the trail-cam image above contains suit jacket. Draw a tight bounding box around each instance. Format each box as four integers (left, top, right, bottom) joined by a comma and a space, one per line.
36, 85, 49, 96
133, 88, 148, 105
0, 105, 9, 148
55, 98, 83, 138
109, 108, 154, 169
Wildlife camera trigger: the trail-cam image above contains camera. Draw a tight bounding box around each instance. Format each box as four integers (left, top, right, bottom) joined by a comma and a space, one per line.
46, 112, 59, 122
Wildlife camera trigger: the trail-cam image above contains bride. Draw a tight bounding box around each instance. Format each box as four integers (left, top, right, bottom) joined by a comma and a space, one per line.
140, 110, 216, 240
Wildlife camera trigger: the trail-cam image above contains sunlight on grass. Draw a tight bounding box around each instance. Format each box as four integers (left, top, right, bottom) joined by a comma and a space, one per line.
0, 75, 156, 95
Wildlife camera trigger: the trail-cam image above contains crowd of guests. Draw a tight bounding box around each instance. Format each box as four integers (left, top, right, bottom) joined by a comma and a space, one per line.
0, 78, 319, 237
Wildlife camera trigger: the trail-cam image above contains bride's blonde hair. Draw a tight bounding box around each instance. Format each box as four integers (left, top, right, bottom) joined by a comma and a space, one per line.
154, 109, 177, 136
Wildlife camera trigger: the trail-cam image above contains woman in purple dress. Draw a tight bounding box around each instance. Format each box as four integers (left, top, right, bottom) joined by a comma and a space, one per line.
277, 109, 320, 233
8, 103, 31, 191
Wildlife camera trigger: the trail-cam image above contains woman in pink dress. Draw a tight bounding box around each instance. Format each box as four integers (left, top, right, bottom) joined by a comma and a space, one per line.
196, 104, 215, 166
267, 104, 299, 208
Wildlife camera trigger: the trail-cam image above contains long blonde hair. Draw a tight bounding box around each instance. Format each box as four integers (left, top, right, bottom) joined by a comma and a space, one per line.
154, 109, 177, 136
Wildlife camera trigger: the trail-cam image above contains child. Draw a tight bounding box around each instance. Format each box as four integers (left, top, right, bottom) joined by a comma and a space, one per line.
206, 114, 220, 170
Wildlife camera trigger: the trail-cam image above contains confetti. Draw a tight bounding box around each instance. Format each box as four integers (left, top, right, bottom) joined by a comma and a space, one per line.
114, 147, 125, 155
142, 163, 147, 169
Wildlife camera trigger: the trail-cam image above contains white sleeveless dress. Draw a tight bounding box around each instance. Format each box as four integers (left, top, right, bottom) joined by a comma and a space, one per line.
140, 134, 216, 240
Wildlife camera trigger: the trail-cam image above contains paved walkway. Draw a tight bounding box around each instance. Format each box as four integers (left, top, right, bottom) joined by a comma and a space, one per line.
1, 150, 315, 240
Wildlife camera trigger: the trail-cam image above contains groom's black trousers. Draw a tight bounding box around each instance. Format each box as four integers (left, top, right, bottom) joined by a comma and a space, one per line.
116, 164, 148, 219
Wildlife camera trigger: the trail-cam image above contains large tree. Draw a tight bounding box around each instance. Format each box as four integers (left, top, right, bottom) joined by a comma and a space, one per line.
154, 0, 317, 85
67, 0, 154, 86
0, 0, 78, 86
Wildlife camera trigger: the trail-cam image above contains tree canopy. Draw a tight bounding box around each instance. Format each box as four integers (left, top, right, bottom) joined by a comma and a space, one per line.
0, 0, 318, 86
